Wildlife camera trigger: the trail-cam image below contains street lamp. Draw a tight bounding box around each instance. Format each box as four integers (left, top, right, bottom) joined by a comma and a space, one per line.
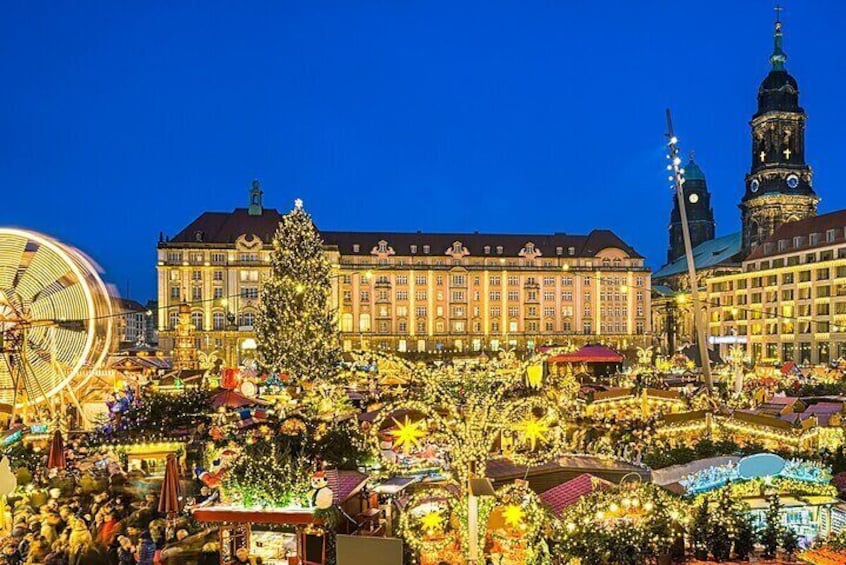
666, 109, 713, 391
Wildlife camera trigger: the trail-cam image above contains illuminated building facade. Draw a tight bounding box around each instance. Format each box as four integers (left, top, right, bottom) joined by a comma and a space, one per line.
157, 185, 651, 362
707, 210, 846, 364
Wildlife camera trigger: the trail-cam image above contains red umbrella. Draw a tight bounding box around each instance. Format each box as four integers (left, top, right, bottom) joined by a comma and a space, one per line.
46, 430, 66, 470
158, 453, 182, 521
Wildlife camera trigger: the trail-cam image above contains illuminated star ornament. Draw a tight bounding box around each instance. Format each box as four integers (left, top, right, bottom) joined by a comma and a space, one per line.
420, 509, 444, 535
502, 504, 524, 529
294, 198, 304, 210
389, 415, 427, 453
512, 416, 551, 451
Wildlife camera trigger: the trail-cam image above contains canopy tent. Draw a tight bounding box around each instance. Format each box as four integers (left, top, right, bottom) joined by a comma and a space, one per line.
547, 345, 624, 364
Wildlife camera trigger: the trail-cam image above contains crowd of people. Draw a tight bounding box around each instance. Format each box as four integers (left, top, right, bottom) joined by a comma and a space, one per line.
0, 444, 221, 565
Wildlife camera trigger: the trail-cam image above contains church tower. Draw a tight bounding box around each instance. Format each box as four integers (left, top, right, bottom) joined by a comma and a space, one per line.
740, 10, 818, 255
667, 156, 716, 263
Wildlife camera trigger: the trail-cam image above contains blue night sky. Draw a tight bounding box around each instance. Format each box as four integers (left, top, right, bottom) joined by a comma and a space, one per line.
1, 1, 845, 301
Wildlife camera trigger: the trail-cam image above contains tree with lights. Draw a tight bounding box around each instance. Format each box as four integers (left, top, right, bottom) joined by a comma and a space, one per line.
256, 199, 340, 386
761, 493, 784, 558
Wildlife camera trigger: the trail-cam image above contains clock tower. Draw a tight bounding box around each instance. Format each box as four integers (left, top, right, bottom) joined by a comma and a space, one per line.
667, 156, 716, 263
740, 10, 818, 256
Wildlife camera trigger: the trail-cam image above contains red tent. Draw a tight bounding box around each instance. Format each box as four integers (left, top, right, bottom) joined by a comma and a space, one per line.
46, 430, 66, 470
547, 345, 624, 364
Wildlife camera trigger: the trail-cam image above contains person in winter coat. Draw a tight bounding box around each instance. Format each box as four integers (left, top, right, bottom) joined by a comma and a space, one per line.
135, 530, 156, 565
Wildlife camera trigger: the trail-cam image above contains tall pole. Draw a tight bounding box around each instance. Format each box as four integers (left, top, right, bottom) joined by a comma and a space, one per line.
665, 109, 713, 392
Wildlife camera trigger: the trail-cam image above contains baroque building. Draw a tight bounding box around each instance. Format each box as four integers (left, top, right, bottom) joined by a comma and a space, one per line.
157, 187, 651, 365
740, 15, 818, 256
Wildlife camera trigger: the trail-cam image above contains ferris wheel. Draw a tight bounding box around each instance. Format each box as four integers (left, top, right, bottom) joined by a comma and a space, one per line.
0, 228, 113, 416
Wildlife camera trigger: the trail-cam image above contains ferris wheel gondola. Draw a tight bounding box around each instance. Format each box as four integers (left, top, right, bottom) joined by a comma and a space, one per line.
0, 228, 113, 421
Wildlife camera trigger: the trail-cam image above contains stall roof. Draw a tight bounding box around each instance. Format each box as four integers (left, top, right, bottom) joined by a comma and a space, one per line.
193, 505, 315, 525
539, 474, 611, 517
547, 345, 624, 364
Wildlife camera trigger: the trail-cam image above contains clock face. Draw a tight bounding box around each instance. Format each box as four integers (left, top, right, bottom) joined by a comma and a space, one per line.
787, 174, 800, 189
750, 179, 760, 193
688, 193, 699, 204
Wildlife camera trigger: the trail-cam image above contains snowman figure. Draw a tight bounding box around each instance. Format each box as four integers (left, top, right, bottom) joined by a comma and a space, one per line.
309, 471, 334, 510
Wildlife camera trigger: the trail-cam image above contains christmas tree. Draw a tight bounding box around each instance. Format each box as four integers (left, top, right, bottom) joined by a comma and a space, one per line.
256, 199, 341, 386
760, 493, 783, 558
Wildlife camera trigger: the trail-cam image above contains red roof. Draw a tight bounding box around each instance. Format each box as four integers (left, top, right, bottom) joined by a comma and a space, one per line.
325, 469, 369, 505
539, 473, 609, 517
548, 345, 624, 364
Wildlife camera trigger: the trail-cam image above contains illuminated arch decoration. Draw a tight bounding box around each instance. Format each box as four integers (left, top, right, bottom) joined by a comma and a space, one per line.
486, 481, 549, 563
500, 396, 566, 467
397, 482, 461, 554
369, 400, 454, 475
0, 228, 113, 408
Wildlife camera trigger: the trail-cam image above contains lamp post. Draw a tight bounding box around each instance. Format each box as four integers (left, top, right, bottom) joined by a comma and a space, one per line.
665, 110, 713, 392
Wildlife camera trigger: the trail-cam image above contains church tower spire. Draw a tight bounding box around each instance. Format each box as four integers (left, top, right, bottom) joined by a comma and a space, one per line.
667, 154, 716, 263
740, 6, 818, 256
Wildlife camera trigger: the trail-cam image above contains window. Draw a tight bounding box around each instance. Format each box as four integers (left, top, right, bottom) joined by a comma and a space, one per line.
241, 288, 259, 299
396, 291, 408, 301
491, 307, 501, 318
360, 290, 370, 302
341, 313, 353, 332
213, 312, 226, 330
543, 291, 555, 301
410, 245, 417, 254
543, 306, 555, 317
423, 245, 430, 254
452, 275, 466, 286
239, 253, 259, 262
507, 291, 519, 301
496, 246, 504, 255
190, 312, 203, 330
192, 287, 202, 300
436, 306, 444, 316
168, 311, 178, 329
211, 253, 226, 264
415, 291, 427, 301
484, 246, 491, 254
490, 276, 501, 286
451, 290, 466, 301
240, 270, 259, 282
415, 275, 427, 285
171, 287, 181, 299
192, 270, 202, 281
436, 276, 443, 286
396, 275, 408, 285
167, 252, 182, 263
213, 287, 224, 299
352, 244, 360, 253
358, 313, 371, 332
